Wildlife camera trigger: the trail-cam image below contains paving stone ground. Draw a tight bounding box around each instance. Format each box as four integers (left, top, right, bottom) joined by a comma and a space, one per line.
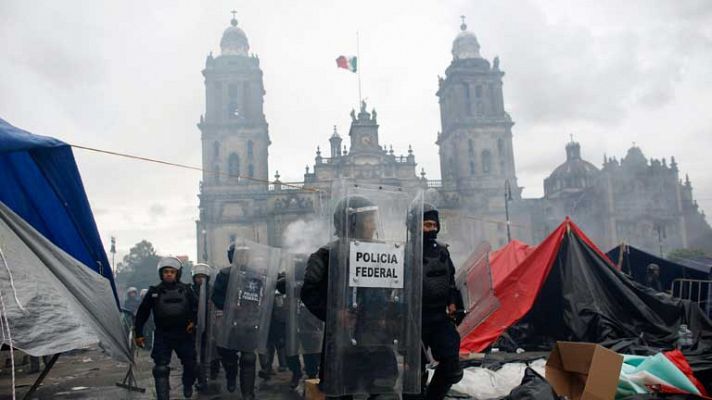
0, 347, 302, 400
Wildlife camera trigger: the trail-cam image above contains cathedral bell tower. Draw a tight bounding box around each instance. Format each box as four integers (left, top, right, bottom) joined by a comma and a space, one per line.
198, 12, 269, 190
197, 12, 271, 265
436, 17, 519, 200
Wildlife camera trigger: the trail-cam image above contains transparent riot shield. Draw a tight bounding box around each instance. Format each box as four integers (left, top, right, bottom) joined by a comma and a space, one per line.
455, 241, 500, 338
195, 267, 217, 376
322, 181, 423, 397
206, 269, 222, 364
285, 253, 324, 357
216, 240, 280, 353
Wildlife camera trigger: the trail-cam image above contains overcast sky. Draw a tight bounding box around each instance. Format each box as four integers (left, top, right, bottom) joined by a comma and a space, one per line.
2, 0, 711, 262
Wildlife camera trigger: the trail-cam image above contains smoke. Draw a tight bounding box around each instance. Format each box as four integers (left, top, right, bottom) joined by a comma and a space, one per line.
282, 218, 331, 256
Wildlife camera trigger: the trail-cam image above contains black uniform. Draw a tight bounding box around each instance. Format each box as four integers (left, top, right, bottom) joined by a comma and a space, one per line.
135, 281, 198, 400
409, 239, 464, 400
301, 241, 400, 400
211, 267, 258, 398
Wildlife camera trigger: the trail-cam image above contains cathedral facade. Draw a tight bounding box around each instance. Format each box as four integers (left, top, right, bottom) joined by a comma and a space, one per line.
196, 15, 711, 267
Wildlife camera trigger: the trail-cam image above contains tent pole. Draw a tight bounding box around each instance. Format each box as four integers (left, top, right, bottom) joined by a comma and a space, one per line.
22, 353, 60, 400
115, 363, 146, 393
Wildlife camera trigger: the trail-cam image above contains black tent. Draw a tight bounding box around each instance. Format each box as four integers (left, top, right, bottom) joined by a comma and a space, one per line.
607, 244, 710, 291
492, 220, 712, 391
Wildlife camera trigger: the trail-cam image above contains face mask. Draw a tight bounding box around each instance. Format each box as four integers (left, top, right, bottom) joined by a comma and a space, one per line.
424, 230, 438, 241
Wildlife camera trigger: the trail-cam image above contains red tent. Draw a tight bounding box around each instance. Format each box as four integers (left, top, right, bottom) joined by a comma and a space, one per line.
460, 218, 620, 353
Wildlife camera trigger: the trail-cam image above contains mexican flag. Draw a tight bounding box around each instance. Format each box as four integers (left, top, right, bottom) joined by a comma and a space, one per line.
336, 55, 357, 73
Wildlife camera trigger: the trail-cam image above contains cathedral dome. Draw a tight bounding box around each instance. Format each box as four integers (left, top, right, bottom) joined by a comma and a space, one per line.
452, 18, 481, 60
622, 145, 648, 168
220, 16, 249, 56
544, 141, 600, 198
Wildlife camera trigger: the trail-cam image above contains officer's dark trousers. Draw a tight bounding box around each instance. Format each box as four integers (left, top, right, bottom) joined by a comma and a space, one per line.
151, 330, 197, 392
403, 312, 462, 400
286, 352, 320, 379
217, 346, 257, 395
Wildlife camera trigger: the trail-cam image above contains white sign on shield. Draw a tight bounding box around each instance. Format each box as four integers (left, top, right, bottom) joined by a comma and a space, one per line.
349, 241, 405, 288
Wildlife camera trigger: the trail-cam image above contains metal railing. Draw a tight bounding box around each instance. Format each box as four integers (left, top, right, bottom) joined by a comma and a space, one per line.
671, 278, 712, 316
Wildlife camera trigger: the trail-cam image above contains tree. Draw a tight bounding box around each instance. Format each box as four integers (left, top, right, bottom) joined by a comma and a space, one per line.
115, 240, 161, 295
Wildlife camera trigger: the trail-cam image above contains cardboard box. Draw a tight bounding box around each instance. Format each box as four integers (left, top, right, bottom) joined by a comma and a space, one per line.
545, 341, 623, 400
304, 378, 325, 400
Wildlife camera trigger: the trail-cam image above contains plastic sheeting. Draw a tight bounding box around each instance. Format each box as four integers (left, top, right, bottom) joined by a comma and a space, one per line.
619, 353, 701, 397
0, 118, 117, 303
451, 359, 547, 399
0, 202, 130, 362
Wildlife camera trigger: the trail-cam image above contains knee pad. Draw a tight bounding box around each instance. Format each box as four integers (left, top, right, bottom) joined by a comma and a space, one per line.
153, 364, 170, 378
436, 359, 462, 384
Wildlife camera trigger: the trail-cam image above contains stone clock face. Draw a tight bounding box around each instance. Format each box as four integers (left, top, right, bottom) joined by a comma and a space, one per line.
361, 135, 372, 145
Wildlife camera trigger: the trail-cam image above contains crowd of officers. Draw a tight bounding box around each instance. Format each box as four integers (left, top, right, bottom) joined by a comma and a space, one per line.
125, 198, 465, 400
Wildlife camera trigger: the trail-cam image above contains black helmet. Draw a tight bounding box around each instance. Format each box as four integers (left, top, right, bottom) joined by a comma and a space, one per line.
227, 242, 235, 264
408, 201, 439, 234
227, 241, 250, 265
333, 195, 378, 238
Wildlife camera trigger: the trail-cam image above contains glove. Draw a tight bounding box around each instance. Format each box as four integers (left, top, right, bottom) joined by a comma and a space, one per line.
187, 321, 195, 334
135, 336, 145, 348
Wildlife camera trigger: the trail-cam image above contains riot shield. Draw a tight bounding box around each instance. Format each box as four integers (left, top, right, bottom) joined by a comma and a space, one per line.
216, 240, 280, 353
455, 241, 500, 338
285, 253, 324, 357
322, 181, 423, 397
195, 267, 217, 375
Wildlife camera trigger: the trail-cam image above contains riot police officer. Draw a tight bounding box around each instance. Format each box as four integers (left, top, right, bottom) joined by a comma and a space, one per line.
211, 244, 258, 399
301, 195, 405, 399
405, 203, 464, 400
135, 257, 198, 399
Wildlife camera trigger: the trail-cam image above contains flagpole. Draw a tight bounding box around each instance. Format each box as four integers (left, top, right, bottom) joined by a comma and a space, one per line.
357, 31, 362, 105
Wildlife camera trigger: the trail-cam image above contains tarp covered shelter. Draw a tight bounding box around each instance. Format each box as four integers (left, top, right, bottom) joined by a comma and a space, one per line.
0, 202, 130, 362
607, 244, 711, 290
460, 218, 712, 389
0, 118, 117, 301
0, 118, 129, 362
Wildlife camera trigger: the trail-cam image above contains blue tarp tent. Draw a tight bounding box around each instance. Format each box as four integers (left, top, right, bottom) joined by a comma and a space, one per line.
0, 118, 117, 303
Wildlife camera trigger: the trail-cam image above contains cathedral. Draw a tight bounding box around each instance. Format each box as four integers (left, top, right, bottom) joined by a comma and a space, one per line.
196, 14, 711, 267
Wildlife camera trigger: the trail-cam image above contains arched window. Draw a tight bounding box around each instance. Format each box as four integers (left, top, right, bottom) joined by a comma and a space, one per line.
468, 139, 474, 156
463, 84, 472, 116
228, 153, 240, 181
248, 164, 255, 178
469, 161, 475, 175
247, 140, 254, 158
497, 138, 504, 155
213, 141, 220, 159
228, 101, 238, 119
482, 150, 492, 174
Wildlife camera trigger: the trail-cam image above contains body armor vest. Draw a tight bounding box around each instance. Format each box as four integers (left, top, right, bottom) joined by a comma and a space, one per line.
422, 242, 451, 310
154, 284, 191, 328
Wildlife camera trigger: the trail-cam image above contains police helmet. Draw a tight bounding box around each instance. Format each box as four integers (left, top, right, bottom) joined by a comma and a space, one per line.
333, 196, 378, 237
192, 263, 211, 278
157, 256, 183, 280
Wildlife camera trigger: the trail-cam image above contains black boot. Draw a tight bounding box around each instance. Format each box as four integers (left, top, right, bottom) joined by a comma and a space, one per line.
153, 365, 171, 400
240, 352, 257, 400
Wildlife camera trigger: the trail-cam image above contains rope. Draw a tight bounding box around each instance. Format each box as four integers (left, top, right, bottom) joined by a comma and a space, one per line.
0, 247, 27, 313
69, 144, 535, 227
69, 144, 321, 192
